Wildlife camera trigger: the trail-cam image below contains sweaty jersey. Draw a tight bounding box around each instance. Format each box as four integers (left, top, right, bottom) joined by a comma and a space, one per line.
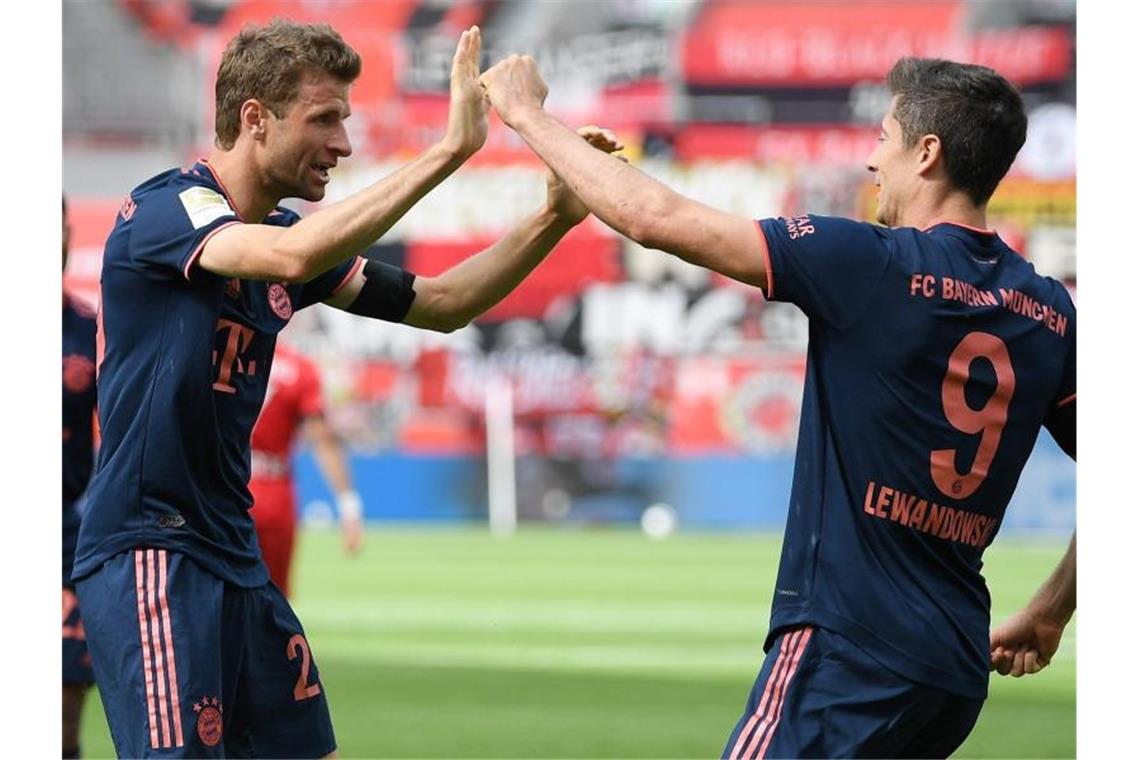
248, 343, 325, 525
63, 291, 98, 582
755, 215, 1076, 700
73, 160, 366, 587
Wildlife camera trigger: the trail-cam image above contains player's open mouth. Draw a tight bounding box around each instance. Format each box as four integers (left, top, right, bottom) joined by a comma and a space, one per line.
311, 162, 334, 182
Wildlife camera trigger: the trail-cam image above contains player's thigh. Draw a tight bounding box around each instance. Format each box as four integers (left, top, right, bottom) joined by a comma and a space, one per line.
898, 693, 984, 758
76, 548, 231, 758
722, 626, 820, 760
724, 626, 965, 759
62, 585, 95, 688
228, 581, 336, 758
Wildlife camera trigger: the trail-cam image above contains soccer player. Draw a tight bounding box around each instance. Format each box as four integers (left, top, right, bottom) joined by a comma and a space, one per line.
249, 341, 362, 597
72, 21, 618, 758
62, 197, 97, 759
480, 56, 1076, 757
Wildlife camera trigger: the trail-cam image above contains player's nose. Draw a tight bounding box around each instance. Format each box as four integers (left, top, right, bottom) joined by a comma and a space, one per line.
330, 124, 352, 158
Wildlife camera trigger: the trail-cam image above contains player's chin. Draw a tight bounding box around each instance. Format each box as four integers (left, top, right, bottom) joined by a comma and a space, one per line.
298, 183, 328, 203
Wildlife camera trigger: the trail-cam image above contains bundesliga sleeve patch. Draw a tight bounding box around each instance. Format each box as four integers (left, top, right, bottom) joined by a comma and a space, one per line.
178, 186, 235, 229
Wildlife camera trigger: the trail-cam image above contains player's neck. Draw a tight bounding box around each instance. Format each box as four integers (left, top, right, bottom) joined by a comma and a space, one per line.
204, 147, 280, 224
899, 192, 987, 232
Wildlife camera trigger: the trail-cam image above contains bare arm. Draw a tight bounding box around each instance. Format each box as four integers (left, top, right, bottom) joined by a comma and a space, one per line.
200, 145, 470, 283
325, 127, 624, 333
199, 27, 489, 283
480, 57, 765, 289
303, 413, 363, 555
990, 533, 1076, 677
404, 207, 575, 332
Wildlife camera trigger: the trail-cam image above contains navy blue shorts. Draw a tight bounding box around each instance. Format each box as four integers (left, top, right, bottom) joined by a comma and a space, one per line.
76, 548, 335, 758
62, 585, 94, 686
722, 625, 984, 759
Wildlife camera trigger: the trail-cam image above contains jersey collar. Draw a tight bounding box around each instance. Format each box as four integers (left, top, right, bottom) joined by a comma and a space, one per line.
195, 158, 246, 222
922, 220, 997, 236
923, 220, 1007, 258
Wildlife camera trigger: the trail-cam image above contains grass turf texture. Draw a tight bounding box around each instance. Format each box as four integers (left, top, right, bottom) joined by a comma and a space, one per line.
80, 528, 1074, 758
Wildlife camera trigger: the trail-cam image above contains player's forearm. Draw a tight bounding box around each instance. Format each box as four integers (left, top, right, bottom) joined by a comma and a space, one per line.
274, 143, 466, 279
508, 108, 675, 246
313, 439, 354, 496
406, 206, 575, 331
1028, 533, 1076, 623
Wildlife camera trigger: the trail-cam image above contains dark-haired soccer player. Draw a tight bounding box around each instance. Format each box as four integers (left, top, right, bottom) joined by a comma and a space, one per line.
481, 55, 1076, 757
62, 197, 97, 759
73, 21, 618, 758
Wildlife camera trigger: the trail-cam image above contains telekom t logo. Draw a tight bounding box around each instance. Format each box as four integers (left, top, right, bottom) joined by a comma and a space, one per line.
213, 319, 258, 394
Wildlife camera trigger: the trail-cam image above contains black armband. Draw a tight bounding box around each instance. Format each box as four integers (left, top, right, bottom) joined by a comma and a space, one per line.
346, 259, 417, 322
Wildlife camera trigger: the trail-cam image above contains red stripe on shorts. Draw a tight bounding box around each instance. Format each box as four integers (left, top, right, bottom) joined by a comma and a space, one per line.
157, 550, 184, 747
729, 629, 798, 759
145, 550, 173, 747
752, 626, 813, 759
134, 550, 160, 749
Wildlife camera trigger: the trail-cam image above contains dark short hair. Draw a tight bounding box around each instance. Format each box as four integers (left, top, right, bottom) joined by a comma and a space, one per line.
887, 57, 1027, 206
214, 18, 362, 150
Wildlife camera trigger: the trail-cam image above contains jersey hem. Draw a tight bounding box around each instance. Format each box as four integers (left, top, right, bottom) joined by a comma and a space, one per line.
768, 604, 988, 701
72, 535, 269, 589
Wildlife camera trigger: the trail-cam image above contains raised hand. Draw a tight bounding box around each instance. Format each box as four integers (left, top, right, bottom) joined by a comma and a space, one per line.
479, 54, 548, 128
441, 26, 489, 160
545, 125, 626, 225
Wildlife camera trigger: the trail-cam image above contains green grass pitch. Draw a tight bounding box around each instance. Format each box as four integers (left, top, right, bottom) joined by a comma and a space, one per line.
80, 527, 1074, 758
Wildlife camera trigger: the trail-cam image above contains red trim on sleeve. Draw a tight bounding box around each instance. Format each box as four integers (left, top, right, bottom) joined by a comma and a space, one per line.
1056, 392, 1076, 408
754, 220, 774, 299
184, 221, 241, 280
329, 256, 365, 299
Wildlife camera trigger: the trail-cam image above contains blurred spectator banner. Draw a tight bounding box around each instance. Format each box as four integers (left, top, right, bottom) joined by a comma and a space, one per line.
682, 2, 1072, 87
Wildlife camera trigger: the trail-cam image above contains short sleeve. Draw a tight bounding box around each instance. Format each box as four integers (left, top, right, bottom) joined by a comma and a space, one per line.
757, 214, 893, 328
295, 256, 365, 310
296, 356, 325, 419
1052, 304, 1076, 410
129, 184, 241, 280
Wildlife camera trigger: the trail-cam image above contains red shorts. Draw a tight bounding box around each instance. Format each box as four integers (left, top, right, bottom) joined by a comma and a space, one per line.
249, 478, 297, 596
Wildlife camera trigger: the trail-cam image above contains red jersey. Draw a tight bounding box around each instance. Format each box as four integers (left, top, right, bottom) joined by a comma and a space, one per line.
249, 343, 324, 526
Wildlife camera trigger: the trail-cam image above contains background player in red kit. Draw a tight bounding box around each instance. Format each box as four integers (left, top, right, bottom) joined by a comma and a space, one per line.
249, 341, 362, 596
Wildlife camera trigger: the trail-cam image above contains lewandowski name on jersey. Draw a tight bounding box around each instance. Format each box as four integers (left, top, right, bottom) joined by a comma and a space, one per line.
757, 214, 1075, 701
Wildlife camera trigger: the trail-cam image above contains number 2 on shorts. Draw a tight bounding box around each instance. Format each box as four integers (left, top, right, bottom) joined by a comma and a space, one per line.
287, 634, 322, 701
930, 331, 1015, 500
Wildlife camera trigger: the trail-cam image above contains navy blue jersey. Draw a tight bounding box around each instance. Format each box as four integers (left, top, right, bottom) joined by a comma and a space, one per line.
756, 215, 1075, 700
73, 160, 368, 587
63, 292, 98, 581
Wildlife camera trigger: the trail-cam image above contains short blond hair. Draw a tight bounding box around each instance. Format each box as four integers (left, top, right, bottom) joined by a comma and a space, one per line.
214, 18, 361, 149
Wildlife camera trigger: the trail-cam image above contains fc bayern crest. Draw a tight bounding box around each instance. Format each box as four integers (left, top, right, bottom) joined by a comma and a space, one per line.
193, 696, 223, 748
62, 354, 95, 393
268, 283, 293, 320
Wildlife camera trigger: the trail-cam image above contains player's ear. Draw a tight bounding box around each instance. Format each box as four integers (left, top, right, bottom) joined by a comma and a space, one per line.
915, 133, 942, 176
239, 99, 270, 142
